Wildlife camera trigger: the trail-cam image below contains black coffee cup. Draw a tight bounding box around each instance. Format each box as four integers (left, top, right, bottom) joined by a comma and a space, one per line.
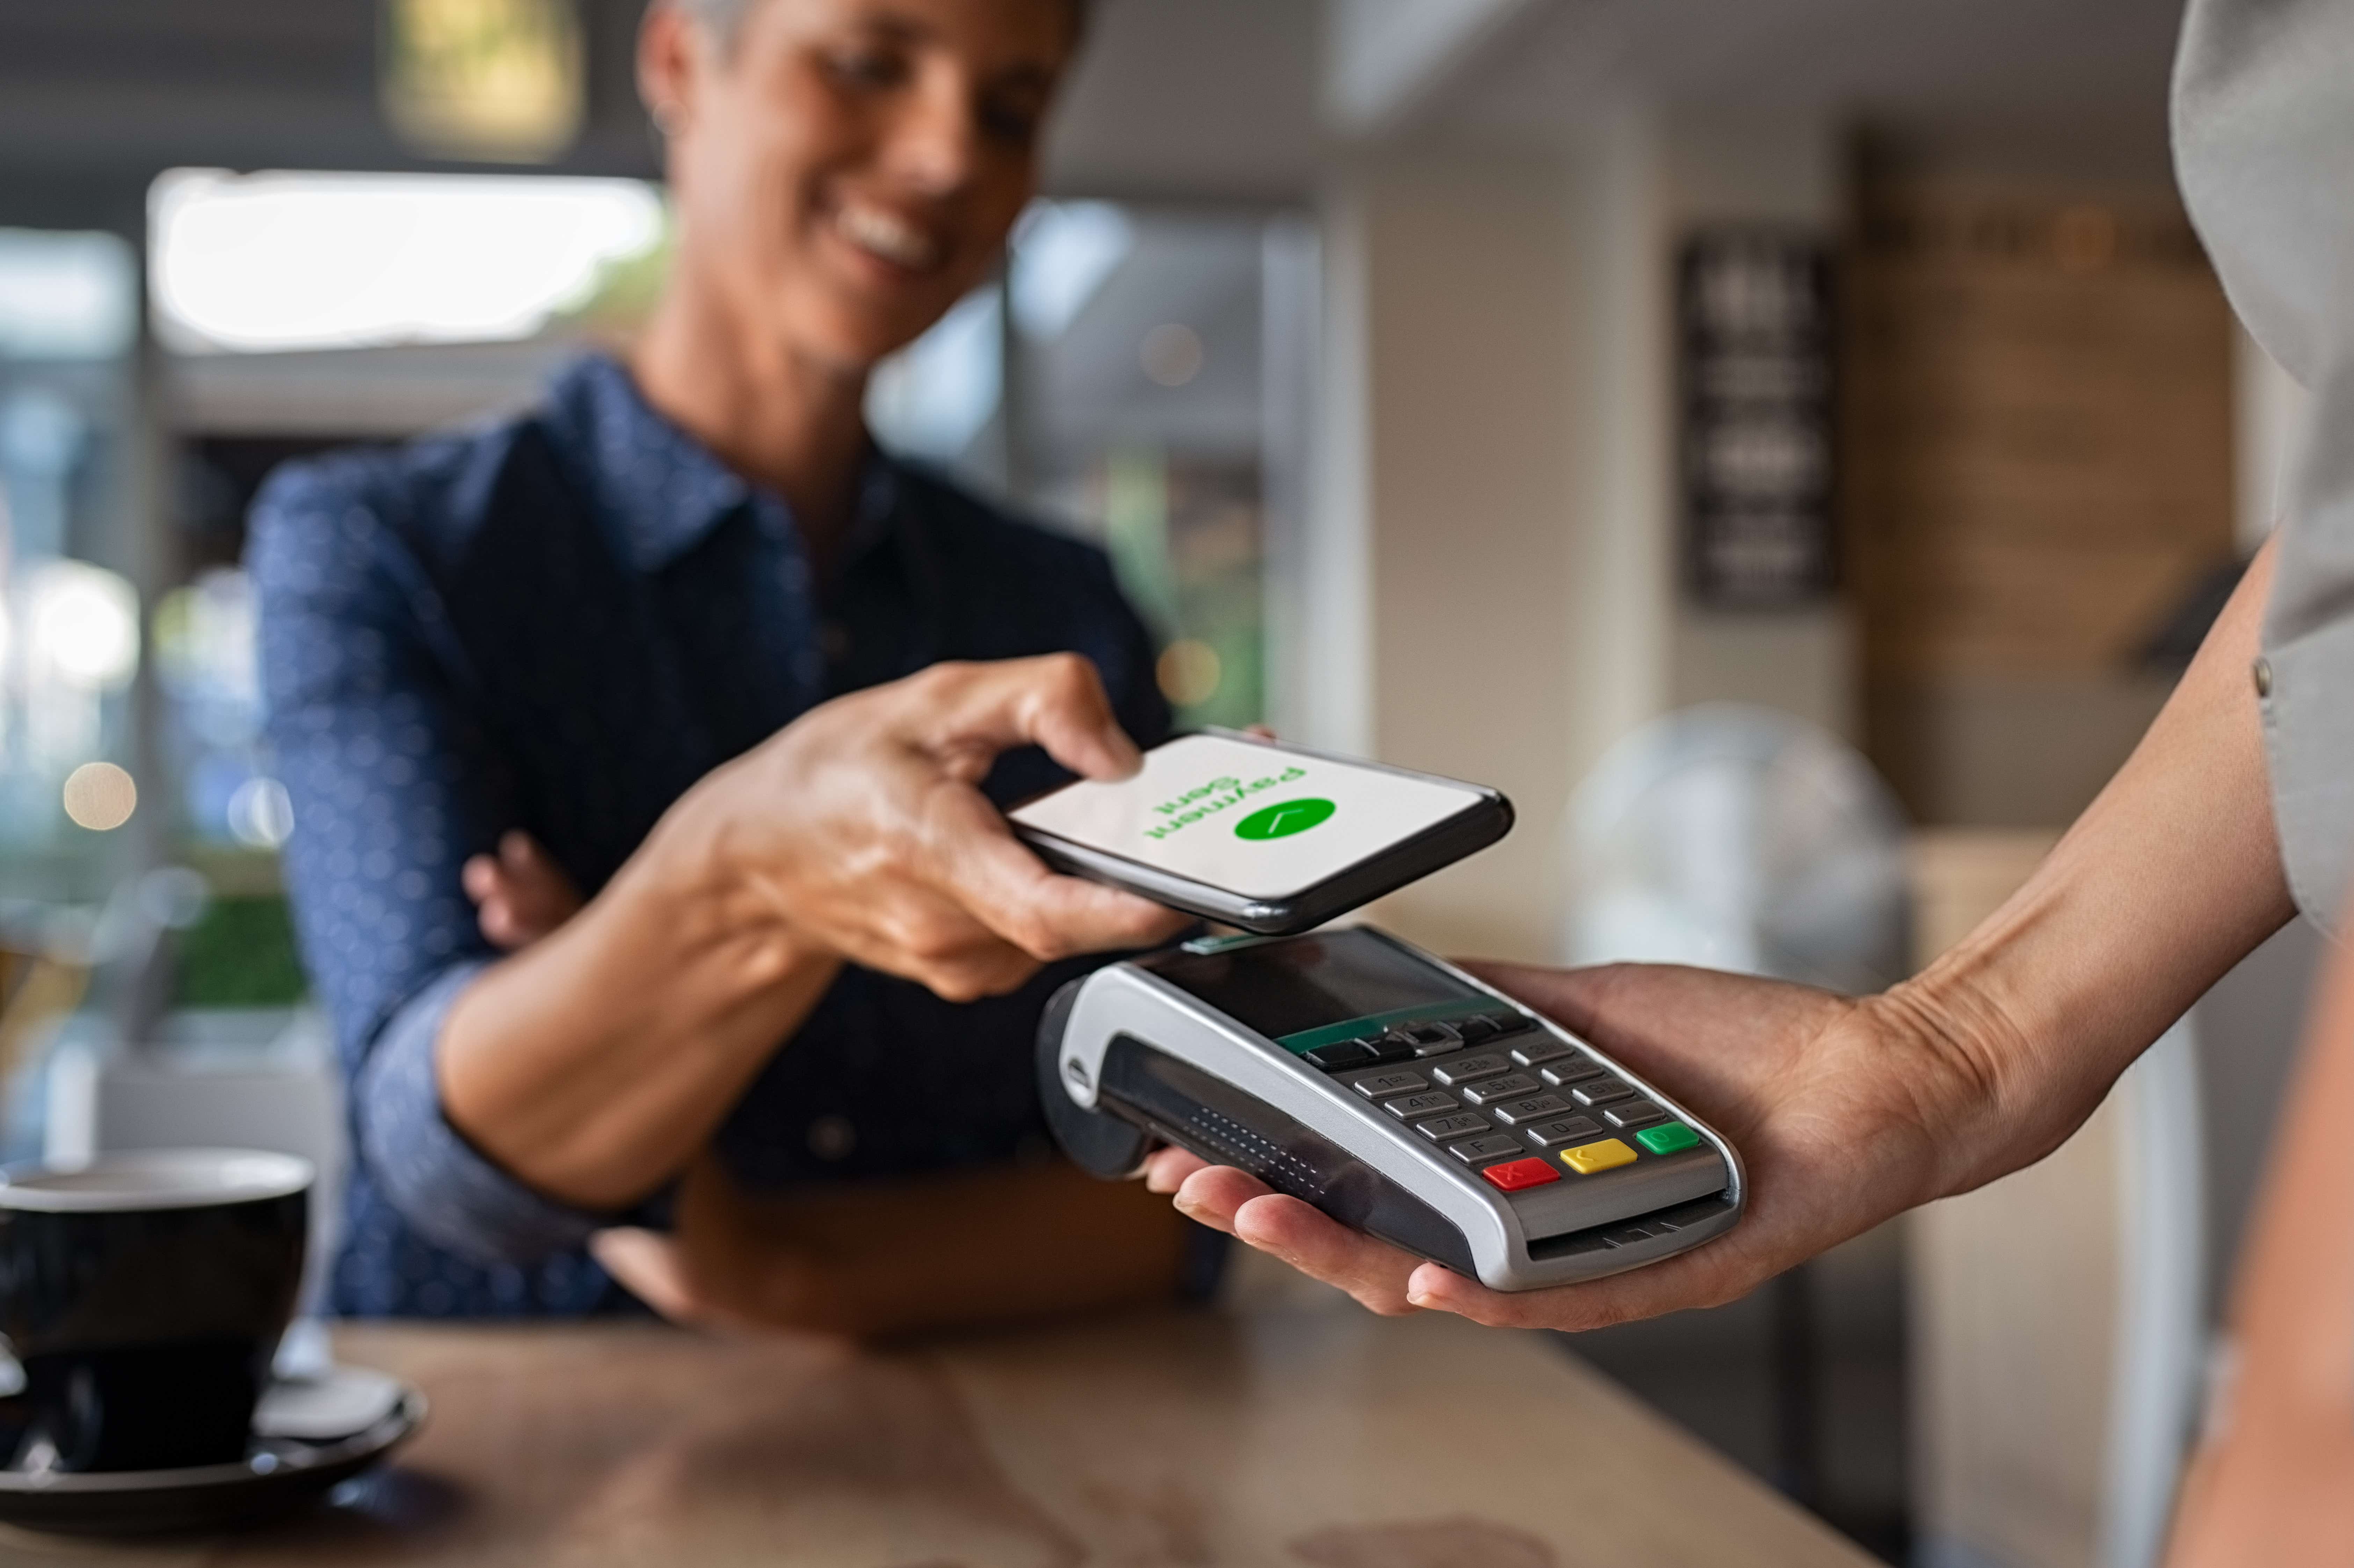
0, 1149, 311, 1473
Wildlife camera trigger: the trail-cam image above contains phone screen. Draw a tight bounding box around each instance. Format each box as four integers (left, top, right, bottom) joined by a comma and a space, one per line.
1009, 734, 1490, 900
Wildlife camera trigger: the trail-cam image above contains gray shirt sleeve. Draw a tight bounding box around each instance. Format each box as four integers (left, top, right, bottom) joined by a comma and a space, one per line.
2257, 363, 2354, 929
2177, 0, 2354, 929
353, 960, 612, 1263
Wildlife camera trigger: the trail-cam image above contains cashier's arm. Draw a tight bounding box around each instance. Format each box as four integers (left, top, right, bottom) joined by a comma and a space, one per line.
1157, 537, 2295, 1329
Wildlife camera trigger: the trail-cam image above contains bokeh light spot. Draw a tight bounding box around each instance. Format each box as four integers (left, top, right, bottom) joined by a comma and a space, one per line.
1156, 638, 1222, 707
62, 761, 137, 831
1140, 322, 1204, 387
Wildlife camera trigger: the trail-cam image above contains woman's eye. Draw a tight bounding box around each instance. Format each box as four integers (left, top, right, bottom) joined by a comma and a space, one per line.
978, 96, 1043, 149
826, 46, 908, 88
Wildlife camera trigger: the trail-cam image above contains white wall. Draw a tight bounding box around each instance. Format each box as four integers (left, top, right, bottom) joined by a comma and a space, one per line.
1295, 109, 1849, 962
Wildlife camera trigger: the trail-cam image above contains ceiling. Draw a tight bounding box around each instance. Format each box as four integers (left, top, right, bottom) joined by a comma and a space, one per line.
1434, 0, 2191, 184
0, 0, 2194, 232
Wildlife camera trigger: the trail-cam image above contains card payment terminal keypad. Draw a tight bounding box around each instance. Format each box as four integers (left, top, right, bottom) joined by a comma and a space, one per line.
1300, 1006, 1706, 1201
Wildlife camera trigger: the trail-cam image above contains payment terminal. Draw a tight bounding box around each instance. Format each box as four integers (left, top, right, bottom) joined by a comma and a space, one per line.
1039, 926, 1744, 1291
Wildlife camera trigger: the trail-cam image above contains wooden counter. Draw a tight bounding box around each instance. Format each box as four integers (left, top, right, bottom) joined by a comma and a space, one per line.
10, 1301, 1879, 1566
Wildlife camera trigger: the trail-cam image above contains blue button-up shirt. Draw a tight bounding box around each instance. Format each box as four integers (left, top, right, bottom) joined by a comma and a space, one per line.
249, 355, 1169, 1317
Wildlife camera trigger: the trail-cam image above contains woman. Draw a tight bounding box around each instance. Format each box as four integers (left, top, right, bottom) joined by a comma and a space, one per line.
250, 0, 1204, 1333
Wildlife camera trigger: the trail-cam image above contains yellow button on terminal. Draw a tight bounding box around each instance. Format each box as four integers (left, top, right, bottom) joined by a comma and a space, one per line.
1560, 1138, 1637, 1175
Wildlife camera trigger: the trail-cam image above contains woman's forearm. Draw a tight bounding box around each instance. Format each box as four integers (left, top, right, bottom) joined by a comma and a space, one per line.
438, 804, 842, 1210
1903, 535, 2295, 1195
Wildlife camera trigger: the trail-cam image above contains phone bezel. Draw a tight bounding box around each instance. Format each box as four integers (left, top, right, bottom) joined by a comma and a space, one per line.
1009, 731, 1514, 934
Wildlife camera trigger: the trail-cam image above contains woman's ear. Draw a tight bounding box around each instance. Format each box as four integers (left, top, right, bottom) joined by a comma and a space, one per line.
636, 1, 705, 141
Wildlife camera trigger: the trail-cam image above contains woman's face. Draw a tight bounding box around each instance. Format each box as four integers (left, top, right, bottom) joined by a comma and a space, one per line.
645, 0, 1075, 374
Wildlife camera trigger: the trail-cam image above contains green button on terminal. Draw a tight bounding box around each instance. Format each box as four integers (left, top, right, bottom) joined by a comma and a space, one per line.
1636, 1122, 1701, 1155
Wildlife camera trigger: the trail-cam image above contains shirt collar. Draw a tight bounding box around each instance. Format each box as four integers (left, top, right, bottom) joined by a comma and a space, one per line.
544, 354, 926, 587
544, 354, 752, 572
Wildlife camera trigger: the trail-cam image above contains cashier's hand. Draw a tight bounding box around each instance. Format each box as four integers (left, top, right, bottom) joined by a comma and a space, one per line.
1150, 961, 1972, 1329
653, 654, 1190, 1001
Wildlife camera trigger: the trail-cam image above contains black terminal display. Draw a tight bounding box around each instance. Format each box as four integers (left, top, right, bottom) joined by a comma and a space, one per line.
1142, 928, 1480, 1041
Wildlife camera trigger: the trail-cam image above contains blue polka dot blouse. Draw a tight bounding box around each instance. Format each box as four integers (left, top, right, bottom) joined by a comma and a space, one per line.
247, 355, 1169, 1318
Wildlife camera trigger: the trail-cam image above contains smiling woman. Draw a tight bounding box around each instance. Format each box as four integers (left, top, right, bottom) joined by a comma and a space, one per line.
248, 0, 1205, 1331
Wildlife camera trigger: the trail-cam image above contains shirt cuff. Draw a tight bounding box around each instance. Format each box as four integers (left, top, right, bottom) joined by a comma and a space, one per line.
353, 960, 613, 1265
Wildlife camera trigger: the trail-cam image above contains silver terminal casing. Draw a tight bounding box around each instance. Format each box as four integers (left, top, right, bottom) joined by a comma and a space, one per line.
1048, 931, 1744, 1291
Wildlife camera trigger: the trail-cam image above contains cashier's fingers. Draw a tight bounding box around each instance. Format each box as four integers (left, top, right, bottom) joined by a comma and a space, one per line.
1231, 1193, 1424, 1315
1142, 1146, 1211, 1194
1170, 1165, 1422, 1314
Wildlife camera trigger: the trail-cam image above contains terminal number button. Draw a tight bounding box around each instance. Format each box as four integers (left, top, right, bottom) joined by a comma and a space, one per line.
1488, 1093, 1574, 1126
1450, 1069, 1544, 1106
1430, 1053, 1512, 1087
1636, 1122, 1703, 1155
1414, 1113, 1492, 1143
1539, 1055, 1608, 1087
1604, 1100, 1666, 1130
1570, 1079, 1637, 1108
1560, 1138, 1639, 1175
1480, 1157, 1561, 1193
1459, 1073, 1543, 1106
1382, 1091, 1460, 1121
1523, 1115, 1605, 1148
1509, 1036, 1574, 1067
1353, 1070, 1431, 1102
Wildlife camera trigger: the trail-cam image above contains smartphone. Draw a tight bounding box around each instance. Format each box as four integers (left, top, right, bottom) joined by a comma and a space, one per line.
1008, 731, 1513, 934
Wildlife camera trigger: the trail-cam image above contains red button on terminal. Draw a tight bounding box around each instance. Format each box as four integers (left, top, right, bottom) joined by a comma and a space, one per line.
1480, 1157, 1560, 1193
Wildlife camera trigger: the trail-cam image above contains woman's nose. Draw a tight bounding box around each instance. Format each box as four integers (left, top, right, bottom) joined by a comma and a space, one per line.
879, 74, 983, 197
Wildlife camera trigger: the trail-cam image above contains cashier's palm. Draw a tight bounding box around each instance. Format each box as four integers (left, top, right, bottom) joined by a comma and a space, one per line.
1152, 961, 1955, 1330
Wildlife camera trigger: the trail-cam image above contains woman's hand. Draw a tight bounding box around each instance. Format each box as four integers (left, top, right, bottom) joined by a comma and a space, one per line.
463, 831, 584, 950
650, 652, 1191, 1000
1148, 960, 2012, 1329
440, 654, 1189, 1210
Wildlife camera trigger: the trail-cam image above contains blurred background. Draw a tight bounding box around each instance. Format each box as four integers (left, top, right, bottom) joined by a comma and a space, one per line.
0, 2, 2317, 1564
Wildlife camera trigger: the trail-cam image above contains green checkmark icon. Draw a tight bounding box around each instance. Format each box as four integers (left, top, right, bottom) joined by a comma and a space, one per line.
1234, 797, 1336, 840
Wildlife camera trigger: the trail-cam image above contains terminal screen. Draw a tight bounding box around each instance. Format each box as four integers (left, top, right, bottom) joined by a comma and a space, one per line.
1145, 928, 1479, 1041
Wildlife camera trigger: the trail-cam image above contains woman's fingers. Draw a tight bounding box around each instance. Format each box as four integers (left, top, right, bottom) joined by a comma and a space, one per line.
911, 655, 1143, 782
588, 1227, 706, 1325
923, 786, 1191, 960
464, 831, 587, 951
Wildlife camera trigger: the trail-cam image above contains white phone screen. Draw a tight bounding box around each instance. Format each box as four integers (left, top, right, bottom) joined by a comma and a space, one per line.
1009, 734, 1488, 900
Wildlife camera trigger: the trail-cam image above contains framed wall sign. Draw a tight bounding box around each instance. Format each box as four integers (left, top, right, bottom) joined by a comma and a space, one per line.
1678, 229, 1836, 608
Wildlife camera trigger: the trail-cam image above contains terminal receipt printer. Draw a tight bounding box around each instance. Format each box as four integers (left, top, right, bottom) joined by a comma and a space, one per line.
1039, 926, 1744, 1291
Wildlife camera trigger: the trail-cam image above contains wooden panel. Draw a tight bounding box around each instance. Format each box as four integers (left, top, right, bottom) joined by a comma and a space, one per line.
1845, 180, 2236, 684
1846, 180, 2236, 827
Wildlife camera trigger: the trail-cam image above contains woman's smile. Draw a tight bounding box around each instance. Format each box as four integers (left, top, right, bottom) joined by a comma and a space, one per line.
828, 195, 950, 279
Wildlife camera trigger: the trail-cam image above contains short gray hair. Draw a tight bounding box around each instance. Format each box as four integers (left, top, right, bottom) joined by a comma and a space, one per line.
673, 0, 1090, 52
